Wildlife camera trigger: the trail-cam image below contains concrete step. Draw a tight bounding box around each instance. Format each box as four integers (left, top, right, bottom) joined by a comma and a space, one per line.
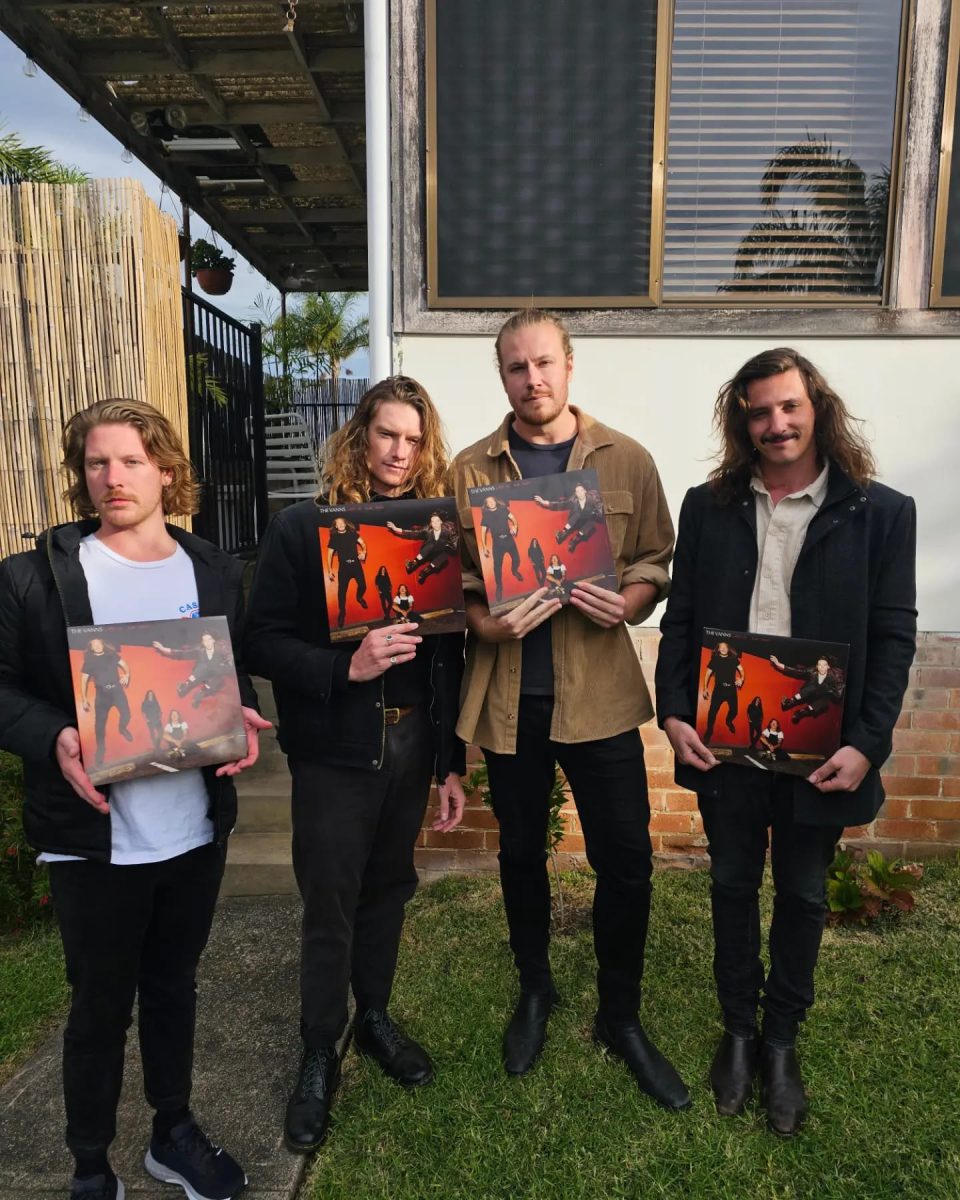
235, 786, 291, 834
223, 831, 297, 896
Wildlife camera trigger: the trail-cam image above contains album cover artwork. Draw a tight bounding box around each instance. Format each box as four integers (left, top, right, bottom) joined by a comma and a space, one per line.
317, 497, 466, 642
467, 469, 618, 616
695, 628, 850, 778
67, 616, 247, 786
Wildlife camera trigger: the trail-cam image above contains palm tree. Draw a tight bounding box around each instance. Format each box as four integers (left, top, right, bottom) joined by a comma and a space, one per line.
253, 290, 369, 403
0, 122, 88, 185
722, 138, 889, 296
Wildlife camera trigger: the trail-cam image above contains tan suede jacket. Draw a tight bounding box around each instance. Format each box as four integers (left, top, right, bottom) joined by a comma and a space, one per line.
452, 407, 674, 753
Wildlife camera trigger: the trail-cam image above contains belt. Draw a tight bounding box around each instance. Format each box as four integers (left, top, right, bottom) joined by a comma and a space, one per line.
384, 706, 415, 726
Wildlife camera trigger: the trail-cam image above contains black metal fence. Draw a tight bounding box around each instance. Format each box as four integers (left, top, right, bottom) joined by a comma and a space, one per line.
266, 376, 367, 458
183, 289, 267, 555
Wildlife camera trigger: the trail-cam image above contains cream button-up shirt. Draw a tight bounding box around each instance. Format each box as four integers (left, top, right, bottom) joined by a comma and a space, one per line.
749, 461, 830, 637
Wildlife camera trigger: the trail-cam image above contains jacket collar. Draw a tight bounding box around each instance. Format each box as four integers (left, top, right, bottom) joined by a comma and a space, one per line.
484, 406, 616, 465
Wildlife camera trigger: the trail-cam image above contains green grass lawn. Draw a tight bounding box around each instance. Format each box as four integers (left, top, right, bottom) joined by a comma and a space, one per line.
0, 922, 67, 1085
304, 864, 960, 1200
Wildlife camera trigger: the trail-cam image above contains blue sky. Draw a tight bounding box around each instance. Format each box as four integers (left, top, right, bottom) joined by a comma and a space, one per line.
0, 34, 369, 373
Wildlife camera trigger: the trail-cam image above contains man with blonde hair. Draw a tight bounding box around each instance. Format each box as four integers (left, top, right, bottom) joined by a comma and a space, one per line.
245, 376, 466, 1154
451, 310, 689, 1110
0, 399, 268, 1200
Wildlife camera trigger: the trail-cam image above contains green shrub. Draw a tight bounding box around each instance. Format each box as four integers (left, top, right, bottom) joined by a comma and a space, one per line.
0, 752, 52, 933
826, 846, 922, 926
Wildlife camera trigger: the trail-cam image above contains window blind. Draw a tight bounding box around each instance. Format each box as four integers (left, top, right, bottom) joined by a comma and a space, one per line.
663, 0, 904, 299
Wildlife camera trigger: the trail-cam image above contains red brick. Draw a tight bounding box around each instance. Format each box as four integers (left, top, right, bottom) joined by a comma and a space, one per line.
650, 812, 695, 835
892, 730, 952, 753
951, 690, 960, 709
895, 711, 912, 730
461, 807, 500, 831
882, 754, 917, 777
915, 754, 960, 777
485, 831, 500, 851
919, 668, 960, 688
931, 820, 960, 842
647, 770, 676, 791
424, 828, 486, 850
910, 799, 960, 821
872, 818, 938, 842
902, 687, 951, 710
914, 638, 960, 665
876, 797, 912, 819
665, 792, 699, 813
649, 833, 663, 854
882, 775, 941, 796
559, 833, 587, 854
944, 778, 960, 798
843, 825, 872, 840
643, 747, 674, 771
913, 710, 960, 731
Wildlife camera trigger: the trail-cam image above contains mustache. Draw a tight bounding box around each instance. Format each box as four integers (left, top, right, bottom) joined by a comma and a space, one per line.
760, 432, 799, 445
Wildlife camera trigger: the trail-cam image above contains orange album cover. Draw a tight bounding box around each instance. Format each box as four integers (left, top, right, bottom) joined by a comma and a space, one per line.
67, 616, 247, 785
317, 497, 466, 642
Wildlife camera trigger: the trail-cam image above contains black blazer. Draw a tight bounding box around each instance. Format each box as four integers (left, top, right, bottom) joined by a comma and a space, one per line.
243, 498, 465, 780
655, 465, 917, 827
0, 521, 257, 860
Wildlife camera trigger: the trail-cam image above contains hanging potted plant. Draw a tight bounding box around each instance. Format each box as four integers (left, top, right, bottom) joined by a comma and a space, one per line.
191, 238, 235, 295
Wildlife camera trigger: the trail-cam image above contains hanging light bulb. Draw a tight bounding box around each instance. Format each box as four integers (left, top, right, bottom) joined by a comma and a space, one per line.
23, 56, 38, 78
78, 106, 91, 123
121, 147, 134, 164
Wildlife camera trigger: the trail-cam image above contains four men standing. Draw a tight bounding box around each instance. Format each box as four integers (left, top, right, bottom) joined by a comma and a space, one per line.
0, 327, 918, 1194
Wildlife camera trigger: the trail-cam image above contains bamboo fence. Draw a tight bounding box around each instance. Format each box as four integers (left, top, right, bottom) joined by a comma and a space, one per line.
0, 178, 188, 559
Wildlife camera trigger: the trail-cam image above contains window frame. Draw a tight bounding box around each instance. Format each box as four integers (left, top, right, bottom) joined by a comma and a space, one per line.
393, 0, 960, 334
931, 0, 960, 306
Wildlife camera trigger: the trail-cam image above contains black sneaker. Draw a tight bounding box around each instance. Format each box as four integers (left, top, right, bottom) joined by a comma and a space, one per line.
70, 1172, 124, 1200
144, 1116, 246, 1200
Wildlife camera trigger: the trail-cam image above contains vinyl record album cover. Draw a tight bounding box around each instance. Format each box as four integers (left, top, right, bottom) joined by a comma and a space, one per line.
67, 615, 247, 785
317, 497, 466, 642
467, 469, 618, 615
696, 627, 850, 778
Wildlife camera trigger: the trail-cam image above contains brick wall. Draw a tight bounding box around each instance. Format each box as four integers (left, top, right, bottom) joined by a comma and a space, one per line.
414, 630, 960, 878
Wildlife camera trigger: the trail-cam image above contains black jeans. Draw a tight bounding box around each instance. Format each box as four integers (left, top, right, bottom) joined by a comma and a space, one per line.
698, 770, 842, 1045
290, 707, 435, 1048
483, 695, 653, 1022
48, 841, 226, 1157
94, 684, 130, 760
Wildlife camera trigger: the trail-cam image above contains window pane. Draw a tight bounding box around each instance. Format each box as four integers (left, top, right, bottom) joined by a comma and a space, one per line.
663, 1, 904, 299
431, 0, 659, 304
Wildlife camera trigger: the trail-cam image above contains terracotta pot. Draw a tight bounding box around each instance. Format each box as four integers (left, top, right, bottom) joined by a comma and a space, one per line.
196, 267, 234, 295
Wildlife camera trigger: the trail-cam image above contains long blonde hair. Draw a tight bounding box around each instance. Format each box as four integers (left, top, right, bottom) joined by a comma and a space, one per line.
321, 376, 450, 502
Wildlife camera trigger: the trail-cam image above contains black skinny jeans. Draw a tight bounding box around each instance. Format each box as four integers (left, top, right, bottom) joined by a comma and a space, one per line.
698, 770, 841, 1045
48, 841, 226, 1157
290, 707, 435, 1048
483, 695, 653, 1023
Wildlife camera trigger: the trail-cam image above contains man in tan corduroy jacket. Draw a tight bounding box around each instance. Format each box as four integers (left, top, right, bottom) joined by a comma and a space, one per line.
451, 309, 689, 1111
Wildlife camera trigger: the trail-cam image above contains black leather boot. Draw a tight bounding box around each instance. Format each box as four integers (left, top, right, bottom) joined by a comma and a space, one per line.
354, 1009, 434, 1087
709, 1031, 758, 1116
284, 1046, 340, 1153
760, 1042, 807, 1137
503, 988, 559, 1076
593, 1014, 691, 1111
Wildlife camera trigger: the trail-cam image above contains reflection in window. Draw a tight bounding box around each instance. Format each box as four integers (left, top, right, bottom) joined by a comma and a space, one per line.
663, 0, 904, 299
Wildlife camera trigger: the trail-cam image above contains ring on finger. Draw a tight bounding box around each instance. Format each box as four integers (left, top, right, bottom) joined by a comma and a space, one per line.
385, 633, 393, 644
389, 654, 397, 665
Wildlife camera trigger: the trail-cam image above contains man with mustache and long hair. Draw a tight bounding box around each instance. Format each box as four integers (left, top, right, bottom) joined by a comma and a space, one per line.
656, 348, 916, 1136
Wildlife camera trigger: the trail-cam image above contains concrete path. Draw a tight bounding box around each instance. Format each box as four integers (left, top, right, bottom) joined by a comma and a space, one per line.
0, 895, 314, 1200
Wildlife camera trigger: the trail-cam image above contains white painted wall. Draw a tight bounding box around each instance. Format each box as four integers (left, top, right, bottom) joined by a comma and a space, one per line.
396, 334, 960, 632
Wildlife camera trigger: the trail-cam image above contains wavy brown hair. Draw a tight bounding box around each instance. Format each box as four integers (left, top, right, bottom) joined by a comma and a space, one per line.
494, 308, 573, 370
321, 376, 450, 503
709, 347, 876, 503
62, 398, 200, 517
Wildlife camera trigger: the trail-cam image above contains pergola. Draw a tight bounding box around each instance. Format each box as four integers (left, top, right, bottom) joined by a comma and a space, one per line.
0, 0, 369, 293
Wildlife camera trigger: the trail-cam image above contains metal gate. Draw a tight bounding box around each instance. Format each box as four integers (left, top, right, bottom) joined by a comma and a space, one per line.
183, 289, 267, 555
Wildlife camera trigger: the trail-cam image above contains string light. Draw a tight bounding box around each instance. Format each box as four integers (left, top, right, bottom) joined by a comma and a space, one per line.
22, 56, 38, 78
78, 106, 91, 123
121, 147, 134, 164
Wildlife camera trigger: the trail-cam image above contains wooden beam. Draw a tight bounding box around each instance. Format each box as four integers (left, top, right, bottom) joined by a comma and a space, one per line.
224, 208, 367, 225
84, 47, 364, 77
169, 148, 363, 167
177, 102, 365, 125
202, 180, 360, 198
247, 232, 368, 248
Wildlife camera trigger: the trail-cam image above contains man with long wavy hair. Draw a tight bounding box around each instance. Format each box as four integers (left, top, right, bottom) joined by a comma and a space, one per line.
656, 348, 916, 1136
0, 399, 268, 1200
244, 376, 466, 1155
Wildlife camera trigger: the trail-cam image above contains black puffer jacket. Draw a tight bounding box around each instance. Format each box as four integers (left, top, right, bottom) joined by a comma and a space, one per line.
655, 465, 917, 828
244, 497, 465, 779
0, 521, 258, 861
